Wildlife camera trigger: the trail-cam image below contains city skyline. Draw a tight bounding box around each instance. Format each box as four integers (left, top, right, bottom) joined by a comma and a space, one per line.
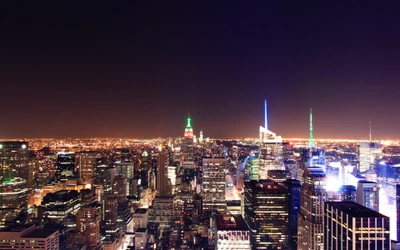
2, 2, 400, 139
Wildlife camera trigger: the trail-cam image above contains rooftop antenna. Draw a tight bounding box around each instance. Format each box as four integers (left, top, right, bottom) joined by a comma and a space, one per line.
264, 100, 268, 129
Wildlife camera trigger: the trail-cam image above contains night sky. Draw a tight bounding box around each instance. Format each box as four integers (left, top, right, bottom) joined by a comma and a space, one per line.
1, 2, 400, 139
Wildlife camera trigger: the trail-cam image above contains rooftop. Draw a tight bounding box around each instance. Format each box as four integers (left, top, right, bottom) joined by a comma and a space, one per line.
326, 202, 388, 218
134, 208, 148, 214
23, 229, 58, 238
215, 214, 249, 231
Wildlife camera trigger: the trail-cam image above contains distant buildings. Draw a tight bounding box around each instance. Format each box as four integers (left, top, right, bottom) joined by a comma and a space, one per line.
298, 167, 327, 250
184, 114, 194, 139
78, 151, 97, 179
324, 201, 390, 250
243, 180, 289, 249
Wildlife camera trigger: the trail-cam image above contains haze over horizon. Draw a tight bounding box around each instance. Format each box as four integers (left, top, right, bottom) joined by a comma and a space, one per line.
1, 2, 400, 139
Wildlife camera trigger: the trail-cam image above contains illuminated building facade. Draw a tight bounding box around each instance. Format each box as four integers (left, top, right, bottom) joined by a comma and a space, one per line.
202, 157, 226, 214
75, 204, 101, 250
39, 190, 81, 221
243, 180, 289, 250
78, 151, 97, 179
156, 151, 172, 197
56, 152, 75, 181
184, 114, 194, 138
298, 167, 328, 250
324, 201, 390, 250
0, 141, 29, 227
283, 179, 301, 250
0, 225, 59, 250
259, 126, 284, 179
267, 169, 291, 183
359, 141, 382, 173
356, 180, 379, 212
214, 214, 251, 250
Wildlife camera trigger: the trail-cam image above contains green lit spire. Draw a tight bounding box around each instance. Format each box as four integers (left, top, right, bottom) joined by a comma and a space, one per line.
186, 116, 192, 128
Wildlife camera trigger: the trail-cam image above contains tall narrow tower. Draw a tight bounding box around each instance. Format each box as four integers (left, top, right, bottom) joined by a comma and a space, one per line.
309, 108, 315, 148
184, 113, 194, 138
265, 99, 268, 129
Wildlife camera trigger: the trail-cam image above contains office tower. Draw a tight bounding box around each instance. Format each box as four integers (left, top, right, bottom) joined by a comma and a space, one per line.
243, 180, 289, 250
298, 167, 328, 250
356, 180, 379, 212
202, 157, 226, 214
78, 151, 97, 179
247, 153, 260, 181
39, 190, 81, 221
283, 179, 301, 250
324, 201, 390, 250
156, 151, 172, 196
56, 152, 75, 180
359, 141, 382, 173
338, 185, 356, 202
0, 225, 59, 250
133, 208, 149, 231
267, 169, 291, 183
94, 165, 116, 194
102, 194, 118, 235
114, 161, 134, 179
135, 228, 148, 250
75, 204, 101, 250
112, 174, 127, 203
149, 196, 174, 230
258, 102, 284, 179
80, 188, 96, 205
199, 130, 204, 143
184, 114, 194, 138
213, 214, 251, 250
0, 142, 30, 227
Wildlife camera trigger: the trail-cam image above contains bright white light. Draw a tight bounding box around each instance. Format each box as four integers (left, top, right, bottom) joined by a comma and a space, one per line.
325, 176, 340, 192
0, 144, 2, 149
21, 144, 27, 149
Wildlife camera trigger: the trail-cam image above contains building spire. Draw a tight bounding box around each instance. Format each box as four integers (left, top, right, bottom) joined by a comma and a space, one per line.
309, 108, 315, 148
369, 121, 372, 142
264, 100, 268, 130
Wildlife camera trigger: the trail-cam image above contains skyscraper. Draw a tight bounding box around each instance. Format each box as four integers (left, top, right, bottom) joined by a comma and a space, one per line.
258, 101, 284, 179
156, 151, 172, 197
78, 151, 97, 179
243, 180, 289, 249
359, 141, 382, 173
309, 108, 315, 148
184, 114, 194, 139
56, 152, 75, 181
283, 179, 301, 250
324, 201, 390, 250
356, 180, 379, 212
0, 141, 29, 227
298, 167, 328, 250
202, 157, 226, 214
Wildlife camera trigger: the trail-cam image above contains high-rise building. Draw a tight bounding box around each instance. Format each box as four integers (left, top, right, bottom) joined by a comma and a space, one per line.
283, 179, 301, 250
156, 151, 172, 197
75, 203, 101, 250
112, 174, 127, 203
39, 190, 81, 221
267, 169, 291, 183
0, 225, 59, 250
243, 180, 289, 250
298, 167, 328, 250
324, 201, 390, 250
184, 114, 194, 139
56, 152, 75, 180
0, 141, 30, 227
202, 157, 226, 214
102, 194, 118, 235
309, 108, 315, 148
258, 102, 284, 179
213, 214, 251, 250
78, 151, 97, 179
356, 180, 379, 212
359, 141, 382, 173
338, 185, 356, 202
